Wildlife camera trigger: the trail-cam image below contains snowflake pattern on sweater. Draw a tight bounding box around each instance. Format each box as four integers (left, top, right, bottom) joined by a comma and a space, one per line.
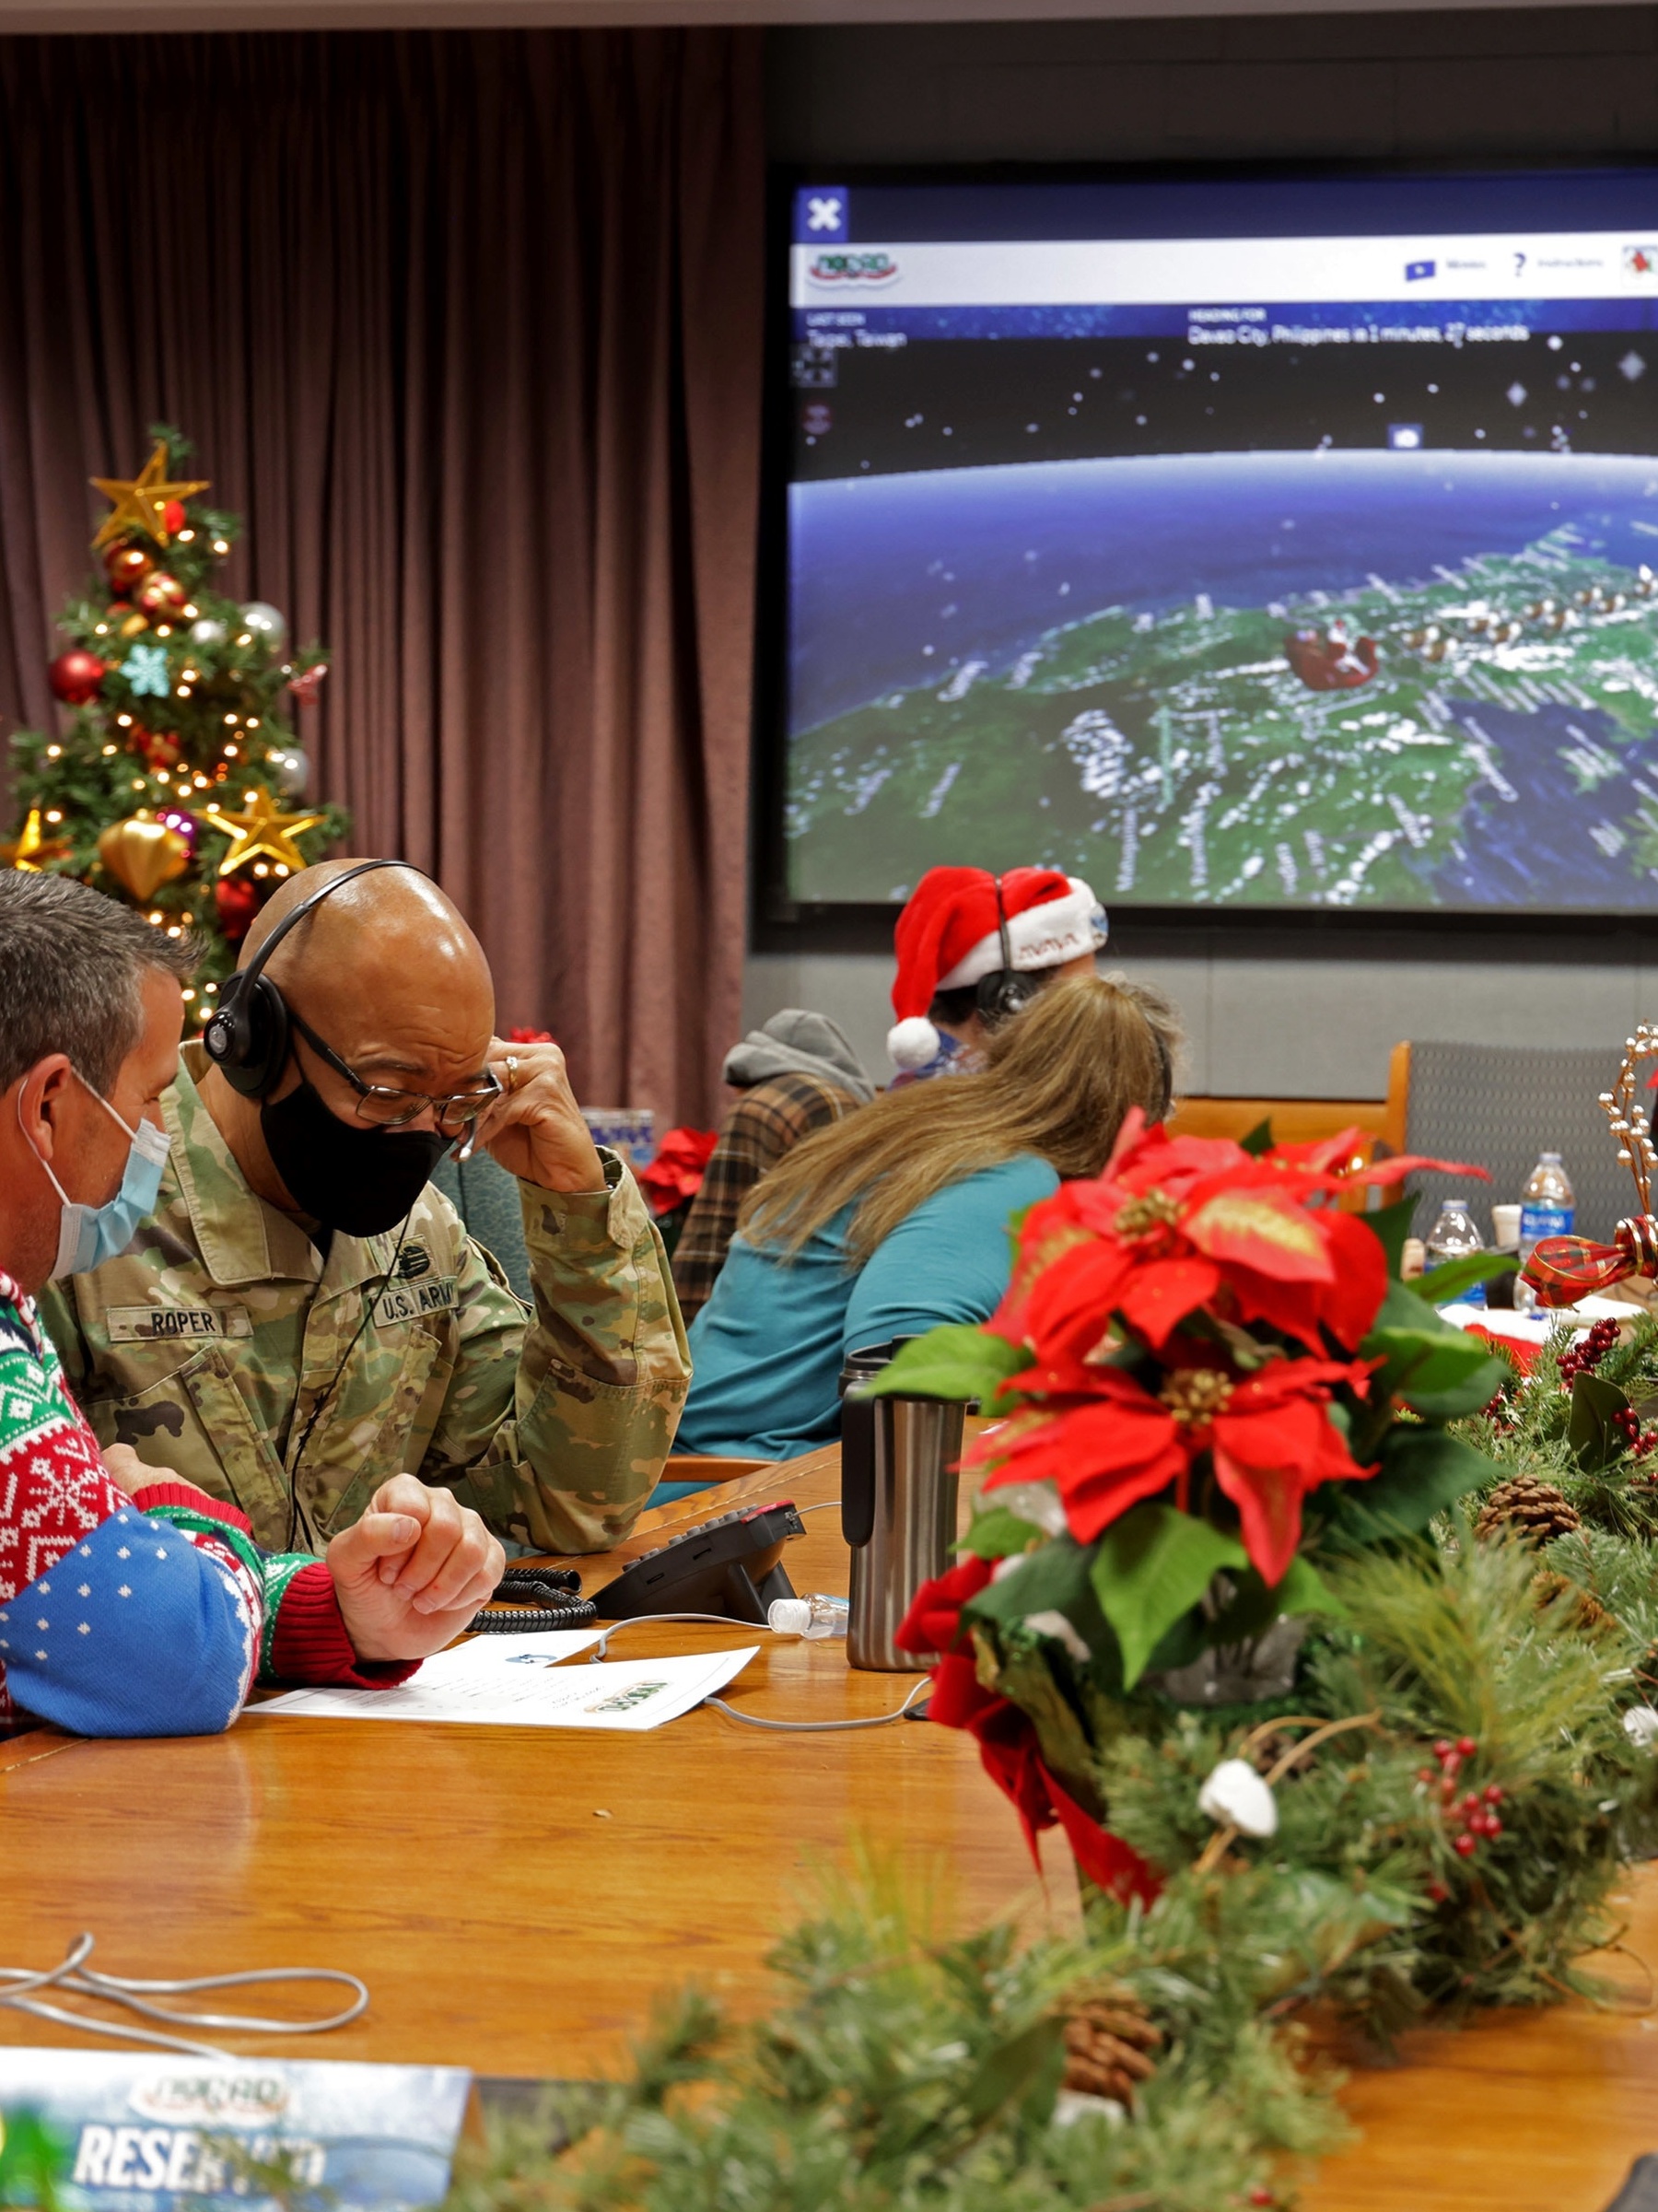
0, 1270, 415, 1738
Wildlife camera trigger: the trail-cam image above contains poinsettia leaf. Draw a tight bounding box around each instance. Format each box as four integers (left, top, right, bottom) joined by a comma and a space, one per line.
1409, 1248, 1521, 1306
959, 1504, 1051, 1561
1199, 1553, 1345, 1647
1569, 1369, 1631, 1470
1273, 1553, 1348, 1620
1358, 1192, 1418, 1282
963, 1532, 1111, 1659
858, 1324, 1034, 1407
1313, 1423, 1491, 1543
1240, 1116, 1275, 1157
1185, 1188, 1333, 1282
1089, 1504, 1248, 1689
1359, 1280, 1508, 1416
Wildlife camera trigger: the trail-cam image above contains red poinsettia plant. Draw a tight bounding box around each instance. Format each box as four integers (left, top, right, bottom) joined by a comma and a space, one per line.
867, 1111, 1507, 1881
638, 1126, 719, 1217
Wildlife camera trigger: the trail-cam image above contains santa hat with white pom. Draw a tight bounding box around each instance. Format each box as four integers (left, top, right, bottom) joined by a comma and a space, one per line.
886, 865, 1108, 1072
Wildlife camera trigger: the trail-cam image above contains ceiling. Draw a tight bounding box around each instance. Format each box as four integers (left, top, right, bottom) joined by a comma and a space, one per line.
0, 0, 1640, 29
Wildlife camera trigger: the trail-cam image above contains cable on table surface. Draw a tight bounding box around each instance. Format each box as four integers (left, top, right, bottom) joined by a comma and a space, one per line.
0, 1931, 368, 2058
705, 1677, 932, 1734
590, 1611, 772, 1658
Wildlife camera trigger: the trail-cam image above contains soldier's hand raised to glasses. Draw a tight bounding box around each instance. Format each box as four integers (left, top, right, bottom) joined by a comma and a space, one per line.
464, 1035, 606, 1193
327, 1475, 505, 1662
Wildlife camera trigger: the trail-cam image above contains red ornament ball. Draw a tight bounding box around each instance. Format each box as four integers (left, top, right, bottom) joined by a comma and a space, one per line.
134, 569, 188, 619
138, 728, 181, 770
48, 647, 107, 706
105, 542, 154, 594
215, 873, 263, 945
162, 498, 187, 535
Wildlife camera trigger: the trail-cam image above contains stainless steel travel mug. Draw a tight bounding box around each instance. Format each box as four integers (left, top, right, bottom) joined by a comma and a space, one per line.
840, 1340, 966, 1673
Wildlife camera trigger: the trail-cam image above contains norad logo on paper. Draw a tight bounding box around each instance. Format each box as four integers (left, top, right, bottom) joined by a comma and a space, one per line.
808, 252, 899, 286
128, 2072, 291, 2125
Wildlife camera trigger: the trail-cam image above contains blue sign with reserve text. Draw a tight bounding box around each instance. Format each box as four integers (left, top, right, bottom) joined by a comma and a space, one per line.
0, 2052, 470, 2212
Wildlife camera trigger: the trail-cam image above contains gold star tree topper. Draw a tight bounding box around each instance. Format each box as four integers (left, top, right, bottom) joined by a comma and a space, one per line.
201, 787, 324, 877
1, 807, 68, 872
90, 440, 211, 551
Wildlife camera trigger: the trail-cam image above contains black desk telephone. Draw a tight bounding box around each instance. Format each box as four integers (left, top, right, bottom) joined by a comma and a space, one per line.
594, 1499, 806, 1623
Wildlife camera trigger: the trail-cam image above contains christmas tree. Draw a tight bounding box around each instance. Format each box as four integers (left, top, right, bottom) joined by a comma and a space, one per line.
1, 424, 347, 1028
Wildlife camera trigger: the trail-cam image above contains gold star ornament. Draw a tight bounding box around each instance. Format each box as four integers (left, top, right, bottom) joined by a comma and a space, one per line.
200, 787, 324, 876
1, 807, 68, 872
90, 440, 211, 551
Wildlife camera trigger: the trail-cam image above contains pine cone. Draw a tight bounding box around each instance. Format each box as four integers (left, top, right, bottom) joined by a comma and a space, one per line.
1061, 1986, 1163, 2102
1531, 1569, 1609, 1631
1474, 1475, 1582, 1546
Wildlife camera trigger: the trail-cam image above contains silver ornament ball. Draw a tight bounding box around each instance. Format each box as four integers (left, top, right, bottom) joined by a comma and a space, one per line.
189, 616, 228, 648
241, 601, 287, 646
265, 744, 310, 798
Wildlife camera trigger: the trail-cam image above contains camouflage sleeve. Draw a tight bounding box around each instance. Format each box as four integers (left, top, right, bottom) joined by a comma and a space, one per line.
426, 1151, 692, 1552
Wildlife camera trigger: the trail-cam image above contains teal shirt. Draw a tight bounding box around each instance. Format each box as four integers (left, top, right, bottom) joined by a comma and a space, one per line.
676, 1156, 1059, 1462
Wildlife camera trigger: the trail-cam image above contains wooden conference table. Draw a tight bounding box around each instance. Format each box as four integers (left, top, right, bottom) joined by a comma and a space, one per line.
4, 1447, 1658, 2212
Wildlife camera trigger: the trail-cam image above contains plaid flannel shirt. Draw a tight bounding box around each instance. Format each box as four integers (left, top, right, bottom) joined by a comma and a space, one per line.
671, 1070, 863, 1320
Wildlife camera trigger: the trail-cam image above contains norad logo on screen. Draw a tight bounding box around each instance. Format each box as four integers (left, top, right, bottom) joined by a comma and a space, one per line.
781, 171, 1658, 915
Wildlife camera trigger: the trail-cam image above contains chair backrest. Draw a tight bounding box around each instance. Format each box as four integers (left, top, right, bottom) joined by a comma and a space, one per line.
1399, 1039, 1633, 1245
428, 1152, 532, 1302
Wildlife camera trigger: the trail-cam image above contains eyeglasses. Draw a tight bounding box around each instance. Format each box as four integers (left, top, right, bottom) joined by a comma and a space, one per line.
287, 1007, 504, 1132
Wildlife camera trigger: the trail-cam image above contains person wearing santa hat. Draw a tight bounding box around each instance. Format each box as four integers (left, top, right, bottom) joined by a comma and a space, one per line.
886, 866, 1108, 1084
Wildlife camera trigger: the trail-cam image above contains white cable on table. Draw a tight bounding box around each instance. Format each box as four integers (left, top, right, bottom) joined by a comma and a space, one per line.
590, 1613, 933, 1730
0, 1932, 368, 2058
705, 1678, 931, 1734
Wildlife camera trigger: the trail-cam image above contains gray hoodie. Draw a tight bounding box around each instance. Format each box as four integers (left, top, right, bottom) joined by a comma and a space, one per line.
722, 1009, 875, 1104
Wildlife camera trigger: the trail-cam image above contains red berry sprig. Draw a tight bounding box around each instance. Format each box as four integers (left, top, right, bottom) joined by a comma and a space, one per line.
1613, 1405, 1658, 1460
1559, 1317, 1621, 1386
1416, 1736, 1504, 1862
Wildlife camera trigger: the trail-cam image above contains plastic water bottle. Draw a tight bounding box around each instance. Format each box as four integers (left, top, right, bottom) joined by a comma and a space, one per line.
1514, 1151, 1575, 1314
1424, 1197, 1486, 1306
767, 1594, 849, 1640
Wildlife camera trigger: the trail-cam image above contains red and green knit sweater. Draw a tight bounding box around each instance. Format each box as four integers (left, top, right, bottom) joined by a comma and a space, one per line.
0, 1268, 414, 1738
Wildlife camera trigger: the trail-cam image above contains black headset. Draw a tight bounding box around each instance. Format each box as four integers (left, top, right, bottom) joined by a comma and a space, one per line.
973, 876, 1043, 1031
202, 858, 425, 1099
969, 873, 1172, 1118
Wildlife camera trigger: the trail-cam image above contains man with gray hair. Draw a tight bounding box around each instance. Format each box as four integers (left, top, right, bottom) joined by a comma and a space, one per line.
0, 872, 502, 1738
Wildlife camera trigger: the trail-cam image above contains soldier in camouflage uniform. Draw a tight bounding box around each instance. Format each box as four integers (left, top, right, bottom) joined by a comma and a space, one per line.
40, 861, 691, 1557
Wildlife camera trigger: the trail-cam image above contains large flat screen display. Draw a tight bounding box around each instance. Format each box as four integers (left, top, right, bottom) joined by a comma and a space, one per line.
776, 169, 1658, 915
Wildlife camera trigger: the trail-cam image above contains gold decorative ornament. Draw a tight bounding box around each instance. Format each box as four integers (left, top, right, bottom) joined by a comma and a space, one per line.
0, 806, 67, 872
199, 785, 323, 876
90, 440, 211, 551
97, 810, 191, 901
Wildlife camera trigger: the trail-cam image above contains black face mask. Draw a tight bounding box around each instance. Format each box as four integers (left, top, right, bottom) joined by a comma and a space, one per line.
260, 1077, 450, 1236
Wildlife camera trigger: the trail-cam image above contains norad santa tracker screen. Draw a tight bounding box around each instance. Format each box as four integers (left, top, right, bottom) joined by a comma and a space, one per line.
779, 169, 1658, 915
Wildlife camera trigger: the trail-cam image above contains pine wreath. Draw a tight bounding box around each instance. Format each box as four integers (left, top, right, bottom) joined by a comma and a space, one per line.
1474, 1475, 1582, 1545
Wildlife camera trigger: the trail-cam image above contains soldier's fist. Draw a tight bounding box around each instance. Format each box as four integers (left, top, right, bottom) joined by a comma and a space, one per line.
327, 1475, 505, 1663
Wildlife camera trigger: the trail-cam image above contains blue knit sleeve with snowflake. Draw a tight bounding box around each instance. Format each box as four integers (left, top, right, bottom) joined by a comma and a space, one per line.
0, 1272, 263, 1738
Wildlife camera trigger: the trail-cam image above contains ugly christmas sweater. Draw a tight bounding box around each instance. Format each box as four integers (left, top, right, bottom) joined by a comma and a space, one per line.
0, 1269, 414, 1738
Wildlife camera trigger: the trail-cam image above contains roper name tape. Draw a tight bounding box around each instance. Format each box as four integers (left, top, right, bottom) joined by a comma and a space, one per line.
106, 1305, 253, 1342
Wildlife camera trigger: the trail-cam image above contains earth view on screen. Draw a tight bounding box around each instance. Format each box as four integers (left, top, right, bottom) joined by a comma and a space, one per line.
784, 450, 1658, 910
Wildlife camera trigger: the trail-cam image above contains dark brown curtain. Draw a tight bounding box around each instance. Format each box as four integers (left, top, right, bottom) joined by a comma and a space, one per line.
0, 28, 763, 1126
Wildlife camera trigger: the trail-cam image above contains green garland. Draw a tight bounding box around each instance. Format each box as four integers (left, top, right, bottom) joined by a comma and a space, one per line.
446, 1304, 1658, 2209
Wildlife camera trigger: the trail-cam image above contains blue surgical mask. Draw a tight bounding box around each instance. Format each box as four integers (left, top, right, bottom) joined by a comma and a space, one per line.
20, 1077, 172, 1279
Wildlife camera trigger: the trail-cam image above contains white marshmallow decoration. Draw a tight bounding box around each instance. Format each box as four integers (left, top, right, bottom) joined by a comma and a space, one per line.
887, 1015, 942, 1071
1197, 1758, 1279, 1838
1624, 1704, 1658, 1749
